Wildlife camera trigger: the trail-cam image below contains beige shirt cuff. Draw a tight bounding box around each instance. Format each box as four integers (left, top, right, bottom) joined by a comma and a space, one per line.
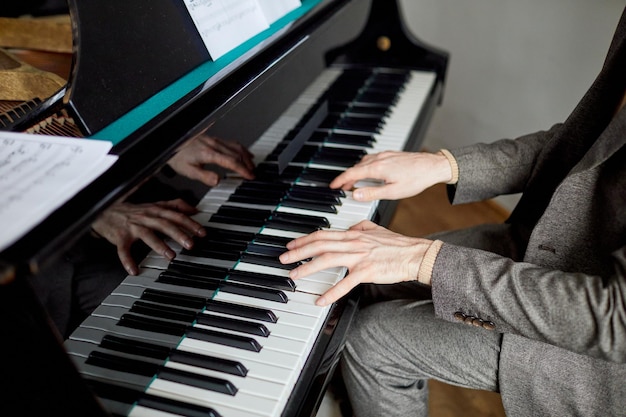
417, 239, 444, 286
439, 149, 459, 184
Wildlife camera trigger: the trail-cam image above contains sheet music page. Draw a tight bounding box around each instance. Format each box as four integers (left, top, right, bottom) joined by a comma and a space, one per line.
0, 132, 117, 252
183, 0, 270, 60
257, 0, 301, 24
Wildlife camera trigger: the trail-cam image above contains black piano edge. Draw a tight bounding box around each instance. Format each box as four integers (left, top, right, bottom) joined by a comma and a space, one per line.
0, 274, 109, 417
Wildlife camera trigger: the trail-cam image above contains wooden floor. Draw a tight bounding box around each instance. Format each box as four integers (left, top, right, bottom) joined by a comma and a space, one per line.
386, 183, 508, 417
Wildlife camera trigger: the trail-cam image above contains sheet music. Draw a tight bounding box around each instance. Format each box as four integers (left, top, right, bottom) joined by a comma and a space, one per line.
0, 132, 117, 252
257, 0, 301, 24
183, 0, 270, 60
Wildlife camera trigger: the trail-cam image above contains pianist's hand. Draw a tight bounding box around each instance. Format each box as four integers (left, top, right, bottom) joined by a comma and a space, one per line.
330, 150, 453, 201
167, 134, 255, 186
279, 220, 432, 306
92, 199, 206, 275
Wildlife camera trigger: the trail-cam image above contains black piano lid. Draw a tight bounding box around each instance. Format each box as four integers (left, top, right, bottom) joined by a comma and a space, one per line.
68, 0, 330, 141
0, 0, 349, 274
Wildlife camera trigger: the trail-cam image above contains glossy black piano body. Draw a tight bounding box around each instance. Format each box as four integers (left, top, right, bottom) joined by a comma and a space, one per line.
0, 1, 448, 416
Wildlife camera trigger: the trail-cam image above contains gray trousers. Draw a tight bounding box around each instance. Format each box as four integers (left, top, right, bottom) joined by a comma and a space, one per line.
340, 224, 516, 416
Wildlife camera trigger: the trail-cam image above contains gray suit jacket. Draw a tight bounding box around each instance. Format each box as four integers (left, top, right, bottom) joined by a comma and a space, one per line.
431, 7, 626, 416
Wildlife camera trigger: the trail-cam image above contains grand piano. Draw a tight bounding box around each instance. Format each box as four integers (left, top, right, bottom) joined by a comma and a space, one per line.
0, 0, 448, 416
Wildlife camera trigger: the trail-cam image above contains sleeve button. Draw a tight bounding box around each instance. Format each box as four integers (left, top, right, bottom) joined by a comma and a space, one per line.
472, 318, 484, 327
453, 311, 466, 322
482, 321, 496, 331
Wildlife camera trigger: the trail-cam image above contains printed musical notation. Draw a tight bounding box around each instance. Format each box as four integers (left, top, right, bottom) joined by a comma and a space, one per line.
183, 0, 301, 60
0, 132, 117, 252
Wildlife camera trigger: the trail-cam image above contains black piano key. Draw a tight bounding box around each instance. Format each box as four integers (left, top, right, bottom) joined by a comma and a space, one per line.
182, 247, 242, 261
356, 91, 398, 106
186, 240, 247, 253
311, 154, 362, 168
252, 234, 292, 247
299, 167, 342, 183
195, 314, 270, 337
130, 300, 198, 323
157, 272, 222, 291
280, 198, 337, 213
290, 184, 345, 198
100, 334, 170, 360
99, 334, 248, 377
227, 269, 296, 292
87, 351, 238, 395
264, 219, 320, 234
271, 211, 330, 228
86, 379, 223, 417
288, 186, 343, 203
120, 313, 263, 352
139, 289, 278, 323
168, 260, 229, 279
238, 179, 290, 192
245, 242, 288, 258
119, 313, 187, 337
187, 327, 262, 352
205, 299, 278, 323
239, 252, 300, 271
157, 269, 289, 303
87, 350, 160, 377
210, 213, 266, 227
219, 281, 289, 304
228, 193, 279, 206
344, 104, 390, 117
218, 206, 272, 220
131, 299, 270, 337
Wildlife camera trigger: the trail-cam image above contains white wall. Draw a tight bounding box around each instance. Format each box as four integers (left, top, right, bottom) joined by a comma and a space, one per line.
400, 0, 624, 210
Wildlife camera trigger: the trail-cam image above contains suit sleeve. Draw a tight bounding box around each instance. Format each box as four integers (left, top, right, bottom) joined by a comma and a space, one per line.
430, 243, 626, 364
446, 124, 562, 204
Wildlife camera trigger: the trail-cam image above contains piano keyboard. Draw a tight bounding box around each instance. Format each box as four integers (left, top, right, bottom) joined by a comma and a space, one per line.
64, 66, 436, 417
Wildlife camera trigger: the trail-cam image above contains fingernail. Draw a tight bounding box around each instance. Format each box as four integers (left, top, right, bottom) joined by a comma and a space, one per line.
196, 227, 206, 237
279, 253, 289, 263
126, 265, 137, 275
316, 296, 327, 306
164, 249, 176, 260
286, 241, 295, 249
353, 190, 363, 200
183, 239, 193, 250
289, 269, 298, 279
